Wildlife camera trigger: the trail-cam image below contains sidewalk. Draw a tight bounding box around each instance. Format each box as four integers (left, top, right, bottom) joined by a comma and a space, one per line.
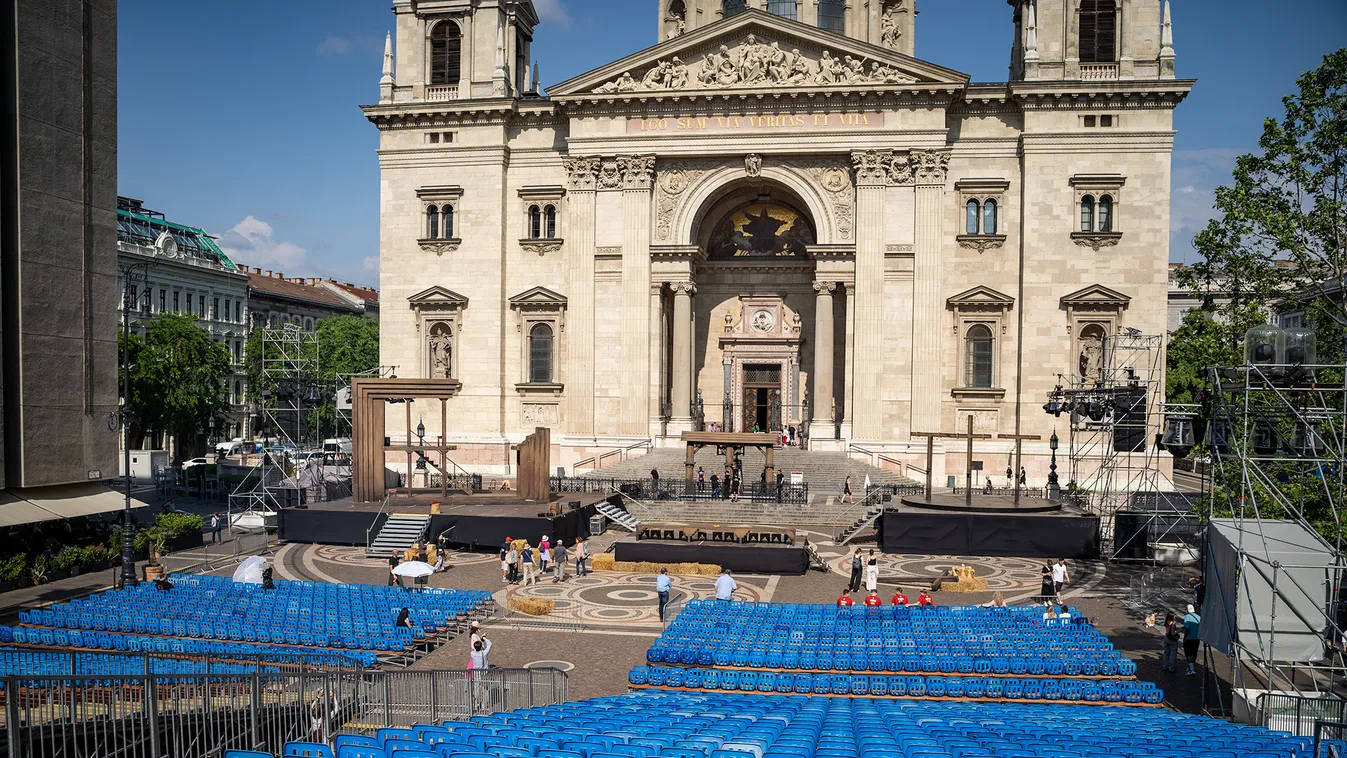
0, 531, 272, 622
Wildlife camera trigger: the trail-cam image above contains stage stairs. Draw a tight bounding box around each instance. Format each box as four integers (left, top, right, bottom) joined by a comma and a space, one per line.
595, 499, 641, 532
367, 513, 431, 556
835, 489, 890, 546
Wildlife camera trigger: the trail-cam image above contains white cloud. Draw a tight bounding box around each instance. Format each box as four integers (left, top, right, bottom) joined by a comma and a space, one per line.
533, 0, 572, 27
1169, 148, 1244, 263
362, 256, 379, 275
315, 36, 353, 56
219, 216, 308, 272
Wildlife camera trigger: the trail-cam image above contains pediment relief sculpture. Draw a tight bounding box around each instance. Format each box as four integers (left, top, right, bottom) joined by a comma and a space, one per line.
592, 34, 917, 94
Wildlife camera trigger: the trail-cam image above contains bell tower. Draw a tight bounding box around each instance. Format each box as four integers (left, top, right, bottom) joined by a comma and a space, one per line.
388, 0, 540, 102
657, 1, 915, 55
1009, 0, 1175, 81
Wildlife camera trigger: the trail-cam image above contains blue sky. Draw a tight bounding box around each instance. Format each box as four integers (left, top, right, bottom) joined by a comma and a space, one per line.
118, 1, 1347, 286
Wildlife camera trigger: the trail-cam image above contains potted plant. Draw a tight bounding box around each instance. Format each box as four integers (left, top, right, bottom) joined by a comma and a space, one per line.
30, 556, 49, 586
142, 528, 168, 582
0, 554, 27, 591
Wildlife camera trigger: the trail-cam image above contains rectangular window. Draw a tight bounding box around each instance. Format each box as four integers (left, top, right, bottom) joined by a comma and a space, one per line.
234, 300, 241, 322
200, 298, 206, 317
1100, 114, 1114, 127
159, 289, 166, 312
1083, 115, 1097, 127
174, 291, 180, 311
213, 298, 220, 320
427, 133, 440, 144
186, 293, 193, 315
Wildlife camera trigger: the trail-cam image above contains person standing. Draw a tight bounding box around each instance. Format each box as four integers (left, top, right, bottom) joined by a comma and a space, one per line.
470, 637, 492, 671
710, 473, 720, 499
775, 470, 785, 502
388, 550, 402, 587
1162, 611, 1180, 673
506, 542, 520, 584
697, 467, 705, 493
760, 468, 767, 494
656, 568, 673, 621
650, 467, 660, 490
210, 513, 223, 544
864, 550, 880, 593
551, 540, 568, 582
539, 535, 551, 573
714, 568, 737, 601
574, 537, 588, 577
521, 541, 537, 586
1183, 604, 1202, 675
848, 549, 863, 593
1038, 561, 1055, 602
842, 476, 854, 505
1052, 558, 1070, 600
499, 537, 512, 584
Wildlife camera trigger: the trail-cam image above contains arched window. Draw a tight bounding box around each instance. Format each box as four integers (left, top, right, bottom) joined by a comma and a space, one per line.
964, 324, 994, 388
304, 317, 315, 332
1078, 0, 1117, 63
430, 22, 462, 85
529, 323, 554, 384
426, 205, 439, 239
1098, 195, 1113, 233
766, 0, 797, 20
234, 380, 241, 404
528, 205, 542, 239
544, 205, 557, 239
817, 0, 846, 34
983, 199, 998, 235
442, 206, 454, 238
1080, 195, 1095, 232
723, 0, 748, 17
965, 200, 980, 235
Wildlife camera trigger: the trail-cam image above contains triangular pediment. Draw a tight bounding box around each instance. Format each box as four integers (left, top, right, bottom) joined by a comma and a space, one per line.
947, 285, 1015, 309
509, 286, 568, 307
1061, 284, 1131, 308
408, 286, 469, 308
549, 9, 968, 99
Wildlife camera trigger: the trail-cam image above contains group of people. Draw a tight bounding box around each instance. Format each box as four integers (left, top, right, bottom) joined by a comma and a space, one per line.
838, 587, 935, 608
1037, 558, 1072, 602
500, 535, 587, 585
386, 534, 451, 588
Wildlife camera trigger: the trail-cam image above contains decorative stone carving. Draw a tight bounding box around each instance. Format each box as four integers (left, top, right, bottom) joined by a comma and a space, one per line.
597, 159, 622, 190
669, 281, 697, 296
911, 149, 951, 185
428, 322, 454, 379
522, 403, 560, 425
744, 153, 762, 178
563, 157, 599, 191
851, 150, 894, 187
813, 280, 837, 294
956, 235, 1007, 253
418, 239, 462, 256
619, 155, 656, 190
593, 35, 916, 93
781, 156, 855, 242
654, 158, 716, 242
1071, 232, 1123, 251
519, 239, 564, 255
881, 2, 904, 50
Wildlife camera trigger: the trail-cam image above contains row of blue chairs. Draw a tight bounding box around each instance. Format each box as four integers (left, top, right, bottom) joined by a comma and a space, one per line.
1, 625, 376, 667
226, 691, 1330, 758
629, 666, 1161, 704
646, 646, 1133, 677
0, 648, 280, 680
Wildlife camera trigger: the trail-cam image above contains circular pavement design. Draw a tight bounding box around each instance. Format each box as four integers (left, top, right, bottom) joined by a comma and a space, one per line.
500, 571, 770, 628
525, 660, 575, 671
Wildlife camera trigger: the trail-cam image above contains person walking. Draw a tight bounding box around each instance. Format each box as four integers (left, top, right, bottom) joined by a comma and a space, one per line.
210, 513, 223, 544
714, 568, 737, 601
551, 540, 568, 582
710, 473, 721, 499
864, 550, 880, 593
520, 541, 537, 586
388, 550, 402, 587
539, 535, 551, 573
656, 568, 673, 622
1038, 561, 1055, 602
506, 542, 520, 584
499, 537, 512, 584
1183, 604, 1202, 675
842, 476, 854, 505
1051, 558, 1070, 600
1162, 611, 1180, 673
1018, 468, 1027, 487
650, 467, 660, 491
848, 549, 864, 593
775, 470, 785, 503
574, 537, 588, 577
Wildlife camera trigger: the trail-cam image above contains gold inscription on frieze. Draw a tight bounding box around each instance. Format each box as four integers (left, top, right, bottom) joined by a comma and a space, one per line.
630, 112, 884, 133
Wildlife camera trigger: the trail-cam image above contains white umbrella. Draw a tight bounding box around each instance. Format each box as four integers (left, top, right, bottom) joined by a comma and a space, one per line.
233, 555, 267, 584
392, 561, 435, 578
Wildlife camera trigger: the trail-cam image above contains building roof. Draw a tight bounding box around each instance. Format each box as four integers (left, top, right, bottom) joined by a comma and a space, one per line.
324, 281, 380, 310
241, 267, 362, 312
116, 196, 236, 270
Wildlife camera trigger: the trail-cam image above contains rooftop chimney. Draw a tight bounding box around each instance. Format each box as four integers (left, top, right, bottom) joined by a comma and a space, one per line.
263, 270, 272, 277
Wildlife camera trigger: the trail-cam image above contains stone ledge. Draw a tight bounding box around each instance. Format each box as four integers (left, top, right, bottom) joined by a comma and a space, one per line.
418, 238, 462, 256
956, 234, 1007, 252
951, 387, 1007, 400
1070, 231, 1123, 251
516, 382, 565, 397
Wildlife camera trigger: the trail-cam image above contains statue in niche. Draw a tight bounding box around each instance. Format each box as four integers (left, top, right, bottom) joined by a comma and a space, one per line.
1078, 327, 1105, 381
428, 323, 453, 380
744, 153, 762, 178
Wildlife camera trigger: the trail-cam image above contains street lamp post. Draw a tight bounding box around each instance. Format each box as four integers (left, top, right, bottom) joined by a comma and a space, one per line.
1047, 430, 1061, 501
118, 261, 153, 587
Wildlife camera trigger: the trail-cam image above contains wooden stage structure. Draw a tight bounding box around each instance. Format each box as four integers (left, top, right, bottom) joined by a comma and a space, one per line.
680, 432, 782, 482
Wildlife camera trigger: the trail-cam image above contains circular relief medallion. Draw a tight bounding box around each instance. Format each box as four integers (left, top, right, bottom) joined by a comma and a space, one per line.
658, 171, 689, 195
752, 309, 774, 332
822, 168, 849, 193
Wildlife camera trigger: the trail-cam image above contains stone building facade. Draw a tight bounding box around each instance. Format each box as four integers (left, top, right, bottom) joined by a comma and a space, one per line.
365, 1, 1191, 478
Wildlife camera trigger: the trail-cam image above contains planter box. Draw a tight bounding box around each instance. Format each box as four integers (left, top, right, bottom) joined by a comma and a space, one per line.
166, 532, 204, 554
143, 564, 165, 582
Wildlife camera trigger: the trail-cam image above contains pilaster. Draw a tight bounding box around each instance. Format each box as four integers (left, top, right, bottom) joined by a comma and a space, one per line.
620, 155, 656, 436
850, 150, 892, 441
811, 280, 836, 428
650, 283, 666, 437
910, 149, 951, 436
563, 157, 599, 435
669, 281, 696, 433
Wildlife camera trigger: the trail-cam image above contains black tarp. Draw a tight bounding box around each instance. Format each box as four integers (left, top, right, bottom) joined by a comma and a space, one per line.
614, 538, 809, 575
880, 510, 1100, 558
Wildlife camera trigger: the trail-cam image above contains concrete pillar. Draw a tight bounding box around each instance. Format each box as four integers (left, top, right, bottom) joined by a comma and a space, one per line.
840, 281, 855, 439
563, 158, 599, 436
649, 283, 666, 436
850, 150, 891, 441
811, 280, 836, 428
669, 282, 696, 430
910, 149, 951, 436
621, 156, 656, 436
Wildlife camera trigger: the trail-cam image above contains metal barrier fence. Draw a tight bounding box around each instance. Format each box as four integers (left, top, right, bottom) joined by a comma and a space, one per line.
550, 476, 808, 505
1258, 692, 1347, 738
1, 668, 567, 758
1316, 720, 1347, 757
8, 647, 370, 675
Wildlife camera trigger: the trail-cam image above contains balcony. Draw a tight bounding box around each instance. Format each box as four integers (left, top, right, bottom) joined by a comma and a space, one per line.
425, 84, 459, 102
1080, 63, 1119, 81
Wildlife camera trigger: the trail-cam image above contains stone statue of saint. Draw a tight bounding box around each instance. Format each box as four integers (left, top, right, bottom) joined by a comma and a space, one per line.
429, 329, 453, 379
1079, 334, 1103, 380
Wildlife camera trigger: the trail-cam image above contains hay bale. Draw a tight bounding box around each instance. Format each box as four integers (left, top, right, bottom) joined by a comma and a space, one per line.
591, 553, 616, 571
508, 597, 554, 616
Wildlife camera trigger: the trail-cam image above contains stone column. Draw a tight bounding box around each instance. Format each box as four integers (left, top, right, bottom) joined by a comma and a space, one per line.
563, 157, 599, 436
649, 283, 666, 436
840, 281, 855, 439
620, 156, 656, 436
669, 282, 696, 431
910, 149, 951, 436
850, 151, 892, 441
811, 280, 836, 428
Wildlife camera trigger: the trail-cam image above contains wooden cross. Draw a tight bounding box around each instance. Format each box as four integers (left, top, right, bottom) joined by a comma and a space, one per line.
913, 419, 1043, 505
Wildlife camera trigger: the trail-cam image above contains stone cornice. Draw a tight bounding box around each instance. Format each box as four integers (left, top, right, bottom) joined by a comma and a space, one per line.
1009, 79, 1195, 111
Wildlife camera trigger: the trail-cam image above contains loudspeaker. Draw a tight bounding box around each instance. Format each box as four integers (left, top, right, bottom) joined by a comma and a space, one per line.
1112, 512, 1149, 560
1113, 388, 1147, 453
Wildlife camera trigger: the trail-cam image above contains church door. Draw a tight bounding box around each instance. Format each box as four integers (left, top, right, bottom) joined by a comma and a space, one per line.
742, 364, 782, 433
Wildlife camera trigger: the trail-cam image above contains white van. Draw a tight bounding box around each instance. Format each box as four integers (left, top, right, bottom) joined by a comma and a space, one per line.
322, 438, 353, 455
215, 439, 245, 457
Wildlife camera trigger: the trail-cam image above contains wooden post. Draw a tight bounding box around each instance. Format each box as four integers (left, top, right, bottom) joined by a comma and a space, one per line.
440, 399, 448, 501
965, 415, 974, 507
685, 443, 695, 483
925, 435, 934, 501
765, 445, 775, 485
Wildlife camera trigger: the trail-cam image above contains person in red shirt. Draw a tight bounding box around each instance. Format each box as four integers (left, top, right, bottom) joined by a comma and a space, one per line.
891, 589, 909, 606
837, 590, 854, 607
916, 590, 934, 607
864, 590, 883, 607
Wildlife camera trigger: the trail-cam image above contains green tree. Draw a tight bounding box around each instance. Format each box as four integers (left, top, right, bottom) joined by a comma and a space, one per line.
120, 313, 233, 458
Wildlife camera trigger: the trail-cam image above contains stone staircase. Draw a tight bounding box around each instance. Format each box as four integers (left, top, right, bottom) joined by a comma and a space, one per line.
367, 513, 431, 556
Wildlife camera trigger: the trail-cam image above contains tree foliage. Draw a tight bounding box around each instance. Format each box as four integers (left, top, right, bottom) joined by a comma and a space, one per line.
119, 313, 233, 457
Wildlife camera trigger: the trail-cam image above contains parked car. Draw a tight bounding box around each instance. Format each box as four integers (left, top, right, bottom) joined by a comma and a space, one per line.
181, 457, 212, 469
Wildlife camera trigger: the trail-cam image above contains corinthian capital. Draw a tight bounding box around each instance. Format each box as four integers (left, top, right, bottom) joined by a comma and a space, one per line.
618, 155, 657, 190
563, 157, 600, 191
910, 149, 951, 186
851, 150, 894, 187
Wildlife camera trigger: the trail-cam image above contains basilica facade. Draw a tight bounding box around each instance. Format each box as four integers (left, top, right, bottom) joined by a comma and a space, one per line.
365, 0, 1191, 478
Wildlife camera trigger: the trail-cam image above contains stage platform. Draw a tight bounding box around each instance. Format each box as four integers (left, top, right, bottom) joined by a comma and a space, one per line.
613, 536, 809, 575
880, 497, 1100, 559
278, 492, 612, 549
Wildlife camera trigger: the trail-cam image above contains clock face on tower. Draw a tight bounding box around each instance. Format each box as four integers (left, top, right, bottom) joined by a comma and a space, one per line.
752, 309, 774, 332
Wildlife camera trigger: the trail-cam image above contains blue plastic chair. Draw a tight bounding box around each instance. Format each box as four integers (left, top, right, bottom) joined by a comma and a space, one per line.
286, 742, 336, 757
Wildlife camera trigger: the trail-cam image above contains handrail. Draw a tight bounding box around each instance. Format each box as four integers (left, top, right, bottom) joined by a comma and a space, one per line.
848, 443, 906, 474
832, 485, 890, 542
572, 439, 653, 475
365, 493, 392, 552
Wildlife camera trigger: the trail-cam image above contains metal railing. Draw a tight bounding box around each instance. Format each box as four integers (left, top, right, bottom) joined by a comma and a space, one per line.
572, 440, 654, 475
1258, 692, 1347, 738
3, 646, 369, 675
2, 667, 567, 758
847, 445, 907, 475
551, 476, 808, 505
